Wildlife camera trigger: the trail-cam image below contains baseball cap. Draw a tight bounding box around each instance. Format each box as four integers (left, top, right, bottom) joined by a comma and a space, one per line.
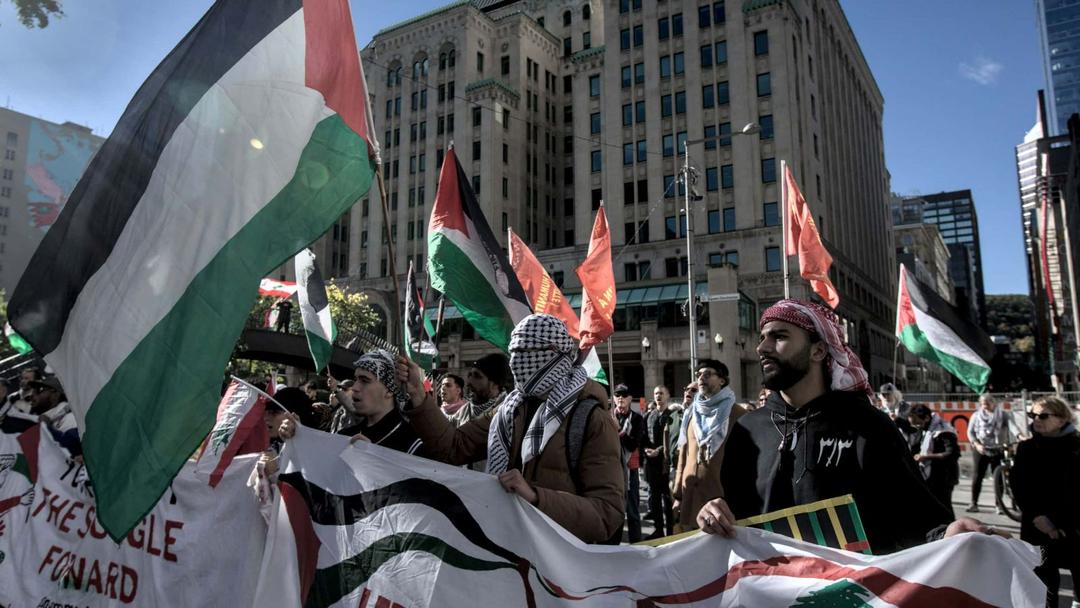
613, 383, 631, 396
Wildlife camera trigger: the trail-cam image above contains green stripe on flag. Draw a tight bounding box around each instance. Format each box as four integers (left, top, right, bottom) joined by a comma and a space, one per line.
84, 115, 374, 539
899, 325, 990, 392
305, 328, 333, 374
5, 324, 31, 354
428, 232, 519, 351
307, 533, 515, 608
808, 511, 826, 546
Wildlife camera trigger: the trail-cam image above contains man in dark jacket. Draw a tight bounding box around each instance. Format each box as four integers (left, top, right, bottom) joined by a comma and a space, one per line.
699, 299, 999, 553
643, 385, 675, 538
613, 384, 645, 542
909, 404, 960, 518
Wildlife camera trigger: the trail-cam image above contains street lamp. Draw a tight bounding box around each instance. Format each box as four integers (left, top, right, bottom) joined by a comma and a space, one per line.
714, 333, 724, 351
641, 336, 651, 354
681, 122, 759, 374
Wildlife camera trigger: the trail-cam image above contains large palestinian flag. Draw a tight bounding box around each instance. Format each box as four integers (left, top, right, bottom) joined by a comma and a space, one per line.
254, 428, 1044, 607
428, 147, 531, 351
896, 264, 995, 392
6, 0, 377, 539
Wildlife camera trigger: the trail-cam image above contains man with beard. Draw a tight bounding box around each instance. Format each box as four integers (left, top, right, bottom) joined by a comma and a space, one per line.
697, 300, 1001, 552
450, 354, 511, 427
401, 314, 624, 544
643, 385, 676, 538
909, 404, 960, 518
671, 361, 747, 533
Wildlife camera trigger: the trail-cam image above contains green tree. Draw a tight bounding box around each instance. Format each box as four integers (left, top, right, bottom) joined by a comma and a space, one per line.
5, 0, 64, 28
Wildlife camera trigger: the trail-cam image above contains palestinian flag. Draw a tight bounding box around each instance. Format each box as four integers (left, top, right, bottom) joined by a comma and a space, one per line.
428, 146, 531, 351
896, 264, 994, 393
296, 249, 336, 373
404, 261, 438, 372
5, 0, 377, 539
254, 428, 1044, 607
4, 323, 32, 355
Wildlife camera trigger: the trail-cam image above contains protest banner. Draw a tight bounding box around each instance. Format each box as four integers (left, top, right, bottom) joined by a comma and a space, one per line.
0, 426, 265, 607
256, 427, 1045, 607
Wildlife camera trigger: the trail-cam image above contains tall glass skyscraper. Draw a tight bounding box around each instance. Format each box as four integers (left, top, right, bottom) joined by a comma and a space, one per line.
1037, 0, 1080, 135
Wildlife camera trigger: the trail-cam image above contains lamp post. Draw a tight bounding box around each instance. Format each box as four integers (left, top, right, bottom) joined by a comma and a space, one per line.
681, 122, 759, 375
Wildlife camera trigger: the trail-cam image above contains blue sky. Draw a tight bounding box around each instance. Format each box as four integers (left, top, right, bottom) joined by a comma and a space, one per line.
0, 0, 1044, 294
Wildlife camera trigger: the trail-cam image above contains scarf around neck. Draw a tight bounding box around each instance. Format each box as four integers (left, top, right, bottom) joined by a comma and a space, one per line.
677, 385, 736, 459
486, 314, 588, 475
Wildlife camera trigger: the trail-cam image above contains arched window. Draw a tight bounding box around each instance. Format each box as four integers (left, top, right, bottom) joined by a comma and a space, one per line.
395, 67, 402, 85
582, 4, 591, 20
448, 50, 456, 67
563, 10, 571, 26
439, 53, 447, 71
413, 61, 421, 80
422, 58, 429, 77
538, 16, 545, 27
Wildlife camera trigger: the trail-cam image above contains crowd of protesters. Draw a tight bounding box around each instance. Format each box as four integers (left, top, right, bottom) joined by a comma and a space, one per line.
3, 299, 1079, 606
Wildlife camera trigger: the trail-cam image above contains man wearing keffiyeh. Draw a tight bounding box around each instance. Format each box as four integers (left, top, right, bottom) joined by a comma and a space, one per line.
400, 314, 626, 544
697, 299, 1007, 553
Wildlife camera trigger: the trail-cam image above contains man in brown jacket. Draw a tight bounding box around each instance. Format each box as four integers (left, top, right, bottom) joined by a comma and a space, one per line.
671, 359, 747, 532
399, 314, 625, 544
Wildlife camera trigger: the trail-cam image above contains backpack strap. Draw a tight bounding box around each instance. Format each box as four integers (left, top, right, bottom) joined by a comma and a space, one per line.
565, 397, 602, 495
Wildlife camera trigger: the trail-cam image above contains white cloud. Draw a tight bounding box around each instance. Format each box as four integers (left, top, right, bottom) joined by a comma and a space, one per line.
959, 57, 1003, 85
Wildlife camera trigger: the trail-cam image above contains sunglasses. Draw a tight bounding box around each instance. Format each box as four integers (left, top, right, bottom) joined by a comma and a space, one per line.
1027, 412, 1056, 420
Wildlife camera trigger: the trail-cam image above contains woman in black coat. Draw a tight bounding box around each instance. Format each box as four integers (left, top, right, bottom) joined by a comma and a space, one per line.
1010, 396, 1080, 608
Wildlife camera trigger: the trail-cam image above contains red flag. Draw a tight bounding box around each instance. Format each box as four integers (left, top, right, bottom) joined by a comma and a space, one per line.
784, 165, 839, 308
508, 229, 581, 338
576, 205, 616, 350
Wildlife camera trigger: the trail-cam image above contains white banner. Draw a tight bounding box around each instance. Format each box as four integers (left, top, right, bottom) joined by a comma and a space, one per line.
257, 428, 1046, 607
0, 425, 265, 607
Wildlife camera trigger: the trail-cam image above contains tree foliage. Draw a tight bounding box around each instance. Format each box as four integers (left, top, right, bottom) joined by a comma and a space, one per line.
6, 0, 64, 28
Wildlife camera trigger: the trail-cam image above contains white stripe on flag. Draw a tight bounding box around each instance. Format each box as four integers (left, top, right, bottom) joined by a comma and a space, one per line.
910, 305, 990, 368
50, 12, 331, 429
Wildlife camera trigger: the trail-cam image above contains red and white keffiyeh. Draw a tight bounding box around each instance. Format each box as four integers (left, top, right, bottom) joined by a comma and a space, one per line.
759, 299, 872, 396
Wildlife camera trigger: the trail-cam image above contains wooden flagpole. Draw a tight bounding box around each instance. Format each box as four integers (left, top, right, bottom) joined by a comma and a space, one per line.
780, 159, 790, 299
375, 168, 404, 348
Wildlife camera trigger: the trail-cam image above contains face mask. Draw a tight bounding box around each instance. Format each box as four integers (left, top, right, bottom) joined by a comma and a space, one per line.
510, 348, 570, 396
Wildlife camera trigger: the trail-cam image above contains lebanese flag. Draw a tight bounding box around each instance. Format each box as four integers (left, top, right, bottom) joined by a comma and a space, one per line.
896, 264, 994, 393
6, 0, 377, 539
576, 204, 616, 350
784, 165, 839, 308
427, 146, 532, 351
259, 278, 298, 299
508, 229, 580, 338
195, 378, 270, 488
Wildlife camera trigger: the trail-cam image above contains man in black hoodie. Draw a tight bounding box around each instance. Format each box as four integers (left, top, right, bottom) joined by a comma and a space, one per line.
698, 299, 1000, 553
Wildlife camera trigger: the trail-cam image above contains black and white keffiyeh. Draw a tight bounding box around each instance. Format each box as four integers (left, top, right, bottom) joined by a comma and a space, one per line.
354, 349, 409, 408
486, 314, 588, 475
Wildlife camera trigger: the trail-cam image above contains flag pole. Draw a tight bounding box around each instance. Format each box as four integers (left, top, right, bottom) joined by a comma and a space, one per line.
606, 337, 616, 401
375, 168, 404, 348
780, 159, 790, 299
892, 341, 900, 386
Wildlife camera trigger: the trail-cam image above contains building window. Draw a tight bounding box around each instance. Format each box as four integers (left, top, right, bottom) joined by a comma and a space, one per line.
660, 55, 671, 79
661, 94, 672, 117
503, 143, 509, 163
674, 52, 684, 74
622, 66, 632, 88
762, 157, 777, 183
708, 210, 720, 233
621, 28, 631, 51
706, 167, 718, 191
675, 91, 686, 114
757, 72, 772, 97
754, 30, 769, 56
635, 101, 645, 122
723, 207, 735, 232
704, 125, 717, 150
473, 141, 481, 160
714, 1, 726, 23
589, 74, 601, 97
636, 139, 647, 162
633, 24, 643, 47
501, 55, 510, 75
665, 215, 677, 239
760, 114, 774, 140
564, 37, 572, 56
502, 177, 509, 198
563, 9, 571, 26
622, 104, 633, 126
591, 150, 602, 172
472, 175, 481, 194
583, 31, 591, 49
476, 52, 484, 73
591, 188, 603, 209
699, 4, 711, 28
672, 13, 683, 36
637, 178, 648, 203
765, 246, 781, 272
564, 75, 573, 94
5, 132, 17, 146
702, 84, 715, 109
764, 201, 779, 227
590, 112, 601, 134
624, 143, 634, 166
634, 62, 645, 84
473, 106, 482, 126
700, 44, 713, 68
717, 81, 730, 105
663, 134, 674, 157
715, 41, 727, 64
664, 174, 675, 198
658, 17, 669, 40
721, 164, 734, 189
